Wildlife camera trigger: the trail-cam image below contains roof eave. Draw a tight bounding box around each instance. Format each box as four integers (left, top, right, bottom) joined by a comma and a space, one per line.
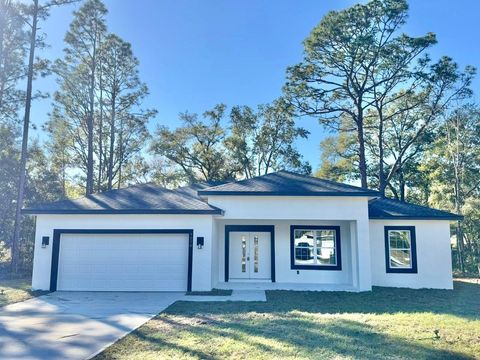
369, 215, 463, 221
197, 191, 379, 197
21, 209, 223, 215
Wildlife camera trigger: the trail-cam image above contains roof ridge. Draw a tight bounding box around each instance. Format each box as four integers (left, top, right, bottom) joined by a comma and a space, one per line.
200, 170, 379, 195
83, 182, 162, 199
277, 170, 376, 192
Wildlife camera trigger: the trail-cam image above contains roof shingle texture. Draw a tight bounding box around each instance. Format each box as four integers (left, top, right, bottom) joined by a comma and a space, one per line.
197, 170, 379, 196
368, 197, 462, 220
23, 183, 223, 214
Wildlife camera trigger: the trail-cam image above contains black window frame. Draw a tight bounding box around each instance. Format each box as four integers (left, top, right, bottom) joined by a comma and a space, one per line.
384, 226, 418, 274
290, 225, 342, 271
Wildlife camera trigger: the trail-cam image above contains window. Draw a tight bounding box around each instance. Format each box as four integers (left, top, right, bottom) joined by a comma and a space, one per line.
384, 226, 417, 273
241, 235, 247, 273
290, 226, 342, 270
253, 236, 259, 273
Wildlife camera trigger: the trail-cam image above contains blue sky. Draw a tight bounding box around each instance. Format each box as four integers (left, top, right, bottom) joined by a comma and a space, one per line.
32, 0, 480, 170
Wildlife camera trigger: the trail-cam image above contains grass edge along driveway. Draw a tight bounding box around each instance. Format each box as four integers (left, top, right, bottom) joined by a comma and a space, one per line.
0, 277, 49, 307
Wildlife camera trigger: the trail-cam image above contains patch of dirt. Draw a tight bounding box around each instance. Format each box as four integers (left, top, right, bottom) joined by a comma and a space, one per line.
151, 314, 222, 332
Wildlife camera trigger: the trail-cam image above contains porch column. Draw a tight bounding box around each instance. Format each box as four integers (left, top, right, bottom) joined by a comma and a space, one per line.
353, 217, 372, 291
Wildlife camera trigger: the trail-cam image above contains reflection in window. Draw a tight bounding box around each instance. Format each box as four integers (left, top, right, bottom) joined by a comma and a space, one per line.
254, 236, 259, 273
294, 229, 337, 266
388, 230, 412, 268
241, 235, 247, 272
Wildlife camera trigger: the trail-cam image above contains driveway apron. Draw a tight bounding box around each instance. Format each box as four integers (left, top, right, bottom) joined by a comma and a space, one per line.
0, 292, 183, 360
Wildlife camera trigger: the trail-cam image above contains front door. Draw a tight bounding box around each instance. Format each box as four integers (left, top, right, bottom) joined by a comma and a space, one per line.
229, 232, 271, 280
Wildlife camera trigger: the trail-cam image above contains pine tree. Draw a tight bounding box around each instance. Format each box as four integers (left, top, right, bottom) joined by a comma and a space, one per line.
54, 0, 107, 195
99, 34, 154, 190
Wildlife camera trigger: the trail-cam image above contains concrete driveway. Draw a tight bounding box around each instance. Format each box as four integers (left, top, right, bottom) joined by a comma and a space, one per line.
0, 291, 184, 360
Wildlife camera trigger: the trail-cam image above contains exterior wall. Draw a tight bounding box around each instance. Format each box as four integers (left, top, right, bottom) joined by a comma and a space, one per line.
208, 196, 372, 291
33, 197, 456, 292
214, 219, 354, 287
207, 196, 369, 221
32, 214, 214, 291
369, 220, 453, 289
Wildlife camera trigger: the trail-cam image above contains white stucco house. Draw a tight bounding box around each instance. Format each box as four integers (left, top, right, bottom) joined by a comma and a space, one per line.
23, 170, 461, 293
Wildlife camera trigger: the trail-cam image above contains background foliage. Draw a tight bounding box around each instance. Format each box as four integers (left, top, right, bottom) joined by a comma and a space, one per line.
0, 0, 478, 274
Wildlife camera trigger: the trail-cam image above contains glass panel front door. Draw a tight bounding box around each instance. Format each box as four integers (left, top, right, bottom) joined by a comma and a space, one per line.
229, 231, 271, 280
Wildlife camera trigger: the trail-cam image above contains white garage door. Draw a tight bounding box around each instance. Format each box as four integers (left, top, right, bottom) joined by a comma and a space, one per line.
56, 233, 189, 291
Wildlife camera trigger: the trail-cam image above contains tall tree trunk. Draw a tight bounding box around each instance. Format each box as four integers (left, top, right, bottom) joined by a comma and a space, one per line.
97, 69, 103, 191
61, 154, 66, 198
117, 116, 124, 189
454, 171, 465, 273
399, 167, 406, 202
452, 118, 465, 273
85, 39, 97, 195
378, 110, 386, 196
97, 37, 103, 192
107, 93, 116, 190
11, 0, 38, 273
356, 107, 368, 188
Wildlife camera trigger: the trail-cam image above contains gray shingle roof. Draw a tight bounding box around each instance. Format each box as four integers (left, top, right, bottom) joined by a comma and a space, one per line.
23, 171, 460, 220
197, 170, 380, 196
368, 197, 462, 220
22, 183, 223, 215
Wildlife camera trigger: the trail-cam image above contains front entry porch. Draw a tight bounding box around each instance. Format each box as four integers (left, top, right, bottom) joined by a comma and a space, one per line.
213, 219, 371, 292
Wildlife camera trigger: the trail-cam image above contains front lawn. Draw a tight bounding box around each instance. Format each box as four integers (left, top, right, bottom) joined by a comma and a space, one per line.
96, 281, 480, 360
0, 277, 48, 307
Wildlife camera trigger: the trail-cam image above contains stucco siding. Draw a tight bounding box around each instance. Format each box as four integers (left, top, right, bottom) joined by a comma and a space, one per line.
32, 214, 214, 291
369, 220, 453, 289
207, 196, 370, 220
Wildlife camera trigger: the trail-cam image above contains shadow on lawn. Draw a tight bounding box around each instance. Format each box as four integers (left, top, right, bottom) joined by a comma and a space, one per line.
94, 281, 479, 359
264, 281, 480, 319
122, 313, 473, 360
171, 281, 480, 320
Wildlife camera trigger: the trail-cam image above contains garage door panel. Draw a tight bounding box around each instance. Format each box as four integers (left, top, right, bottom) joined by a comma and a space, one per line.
56, 233, 189, 291
65, 250, 187, 264
60, 263, 186, 275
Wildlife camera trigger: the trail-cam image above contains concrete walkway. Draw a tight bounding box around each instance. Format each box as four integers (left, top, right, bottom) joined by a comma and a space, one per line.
0, 290, 266, 360
184, 290, 266, 302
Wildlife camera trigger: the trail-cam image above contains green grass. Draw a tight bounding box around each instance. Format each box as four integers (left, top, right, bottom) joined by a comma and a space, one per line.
0, 277, 49, 307
186, 289, 233, 296
95, 280, 480, 360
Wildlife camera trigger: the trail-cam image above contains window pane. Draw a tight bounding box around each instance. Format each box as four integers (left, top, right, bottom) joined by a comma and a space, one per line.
294, 230, 314, 264
390, 249, 412, 268
253, 236, 258, 273
316, 230, 335, 248
294, 228, 338, 267
241, 235, 247, 273
316, 230, 337, 265
317, 247, 336, 265
388, 230, 412, 268
389, 230, 411, 250
295, 230, 314, 241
